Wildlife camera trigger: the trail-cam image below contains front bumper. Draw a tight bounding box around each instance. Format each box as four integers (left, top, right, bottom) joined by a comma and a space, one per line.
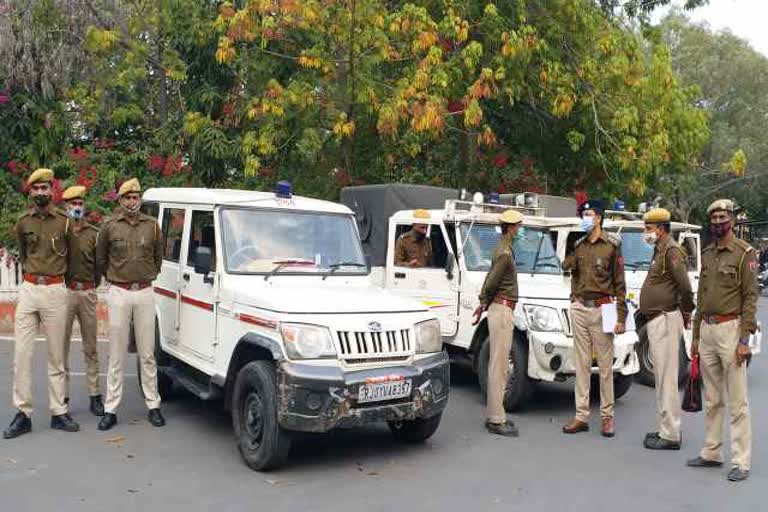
527, 331, 640, 382
276, 352, 450, 433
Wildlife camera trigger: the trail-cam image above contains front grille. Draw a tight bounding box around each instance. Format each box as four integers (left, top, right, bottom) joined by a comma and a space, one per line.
336, 329, 412, 358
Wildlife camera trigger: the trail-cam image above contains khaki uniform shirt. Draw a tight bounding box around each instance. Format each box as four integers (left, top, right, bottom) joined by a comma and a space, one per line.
478, 237, 518, 306
639, 237, 694, 318
564, 231, 628, 323
15, 208, 70, 276
66, 221, 100, 284
96, 208, 164, 283
394, 230, 432, 267
693, 237, 758, 340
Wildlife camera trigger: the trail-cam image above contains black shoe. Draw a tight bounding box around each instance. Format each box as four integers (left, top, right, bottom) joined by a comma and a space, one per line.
485, 420, 518, 437
644, 435, 681, 450
64, 397, 70, 405
98, 413, 117, 431
148, 408, 165, 427
50, 413, 80, 432
90, 395, 105, 417
686, 456, 723, 468
645, 431, 658, 440
727, 466, 750, 482
3, 412, 31, 439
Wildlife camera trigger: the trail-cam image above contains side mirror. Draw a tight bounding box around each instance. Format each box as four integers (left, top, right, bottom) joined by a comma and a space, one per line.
194, 247, 214, 284
445, 257, 455, 280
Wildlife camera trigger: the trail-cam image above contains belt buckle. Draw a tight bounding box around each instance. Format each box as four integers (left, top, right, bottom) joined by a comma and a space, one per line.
36, 276, 46, 285
130, 283, 140, 291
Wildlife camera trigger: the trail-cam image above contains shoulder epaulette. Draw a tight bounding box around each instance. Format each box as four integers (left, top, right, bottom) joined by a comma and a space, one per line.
574, 235, 587, 247
734, 238, 754, 253
606, 233, 622, 247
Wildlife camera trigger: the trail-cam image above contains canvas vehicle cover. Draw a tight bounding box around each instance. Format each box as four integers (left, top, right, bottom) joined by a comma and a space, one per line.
340, 184, 459, 266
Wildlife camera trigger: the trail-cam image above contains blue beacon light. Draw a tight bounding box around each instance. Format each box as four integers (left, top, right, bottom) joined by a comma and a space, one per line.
613, 200, 625, 211
488, 192, 500, 204
275, 181, 293, 199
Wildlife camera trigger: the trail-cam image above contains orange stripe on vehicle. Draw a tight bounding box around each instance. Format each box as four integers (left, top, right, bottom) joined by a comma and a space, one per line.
154, 287, 177, 299
181, 295, 214, 311
238, 312, 277, 330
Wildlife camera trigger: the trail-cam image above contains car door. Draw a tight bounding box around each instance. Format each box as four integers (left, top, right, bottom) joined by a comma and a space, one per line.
155, 205, 186, 347
386, 220, 459, 337
178, 208, 218, 361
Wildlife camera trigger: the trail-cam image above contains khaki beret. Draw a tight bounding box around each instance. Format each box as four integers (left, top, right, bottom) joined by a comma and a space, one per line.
62, 185, 87, 201
413, 209, 431, 220
643, 208, 671, 223
27, 168, 54, 186
500, 209, 524, 225
707, 199, 734, 214
118, 178, 141, 197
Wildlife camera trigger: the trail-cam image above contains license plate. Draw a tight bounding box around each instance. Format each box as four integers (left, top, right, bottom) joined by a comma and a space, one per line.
358, 379, 412, 404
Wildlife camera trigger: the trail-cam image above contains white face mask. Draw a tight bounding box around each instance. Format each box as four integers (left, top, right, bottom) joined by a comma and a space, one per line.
643, 232, 658, 246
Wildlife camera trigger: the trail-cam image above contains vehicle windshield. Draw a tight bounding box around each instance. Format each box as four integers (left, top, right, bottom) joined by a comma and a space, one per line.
611, 229, 652, 270
460, 223, 561, 274
220, 208, 368, 274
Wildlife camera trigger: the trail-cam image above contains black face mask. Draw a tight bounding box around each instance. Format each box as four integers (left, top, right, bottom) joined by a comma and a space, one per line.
33, 194, 51, 207
711, 222, 732, 239
412, 230, 425, 241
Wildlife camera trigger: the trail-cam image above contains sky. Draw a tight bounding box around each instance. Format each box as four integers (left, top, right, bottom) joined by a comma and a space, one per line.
653, 0, 768, 56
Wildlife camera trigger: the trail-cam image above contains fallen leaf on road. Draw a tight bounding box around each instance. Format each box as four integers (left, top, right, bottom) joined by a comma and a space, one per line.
5, 458, 17, 464
126, 454, 135, 459
107, 436, 126, 444
127, 489, 140, 494
264, 479, 281, 485
366, 471, 380, 476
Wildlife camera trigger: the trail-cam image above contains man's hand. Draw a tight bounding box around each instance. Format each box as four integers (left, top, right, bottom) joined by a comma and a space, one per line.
613, 322, 625, 335
472, 305, 485, 326
736, 341, 752, 366
408, 259, 420, 267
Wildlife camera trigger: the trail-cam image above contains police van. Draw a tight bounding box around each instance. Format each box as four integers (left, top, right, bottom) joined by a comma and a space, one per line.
342, 185, 639, 411
141, 183, 449, 470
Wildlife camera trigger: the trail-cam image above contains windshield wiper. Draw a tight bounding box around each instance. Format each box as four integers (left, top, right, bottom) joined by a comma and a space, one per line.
322, 261, 367, 280
530, 235, 546, 275
264, 259, 315, 281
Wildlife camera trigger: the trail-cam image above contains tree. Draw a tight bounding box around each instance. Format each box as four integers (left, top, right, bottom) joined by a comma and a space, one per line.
656, 12, 768, 223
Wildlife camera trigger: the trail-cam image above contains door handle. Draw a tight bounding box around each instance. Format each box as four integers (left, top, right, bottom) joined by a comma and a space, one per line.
182, 273, 190, 282
394, 272, 406, 279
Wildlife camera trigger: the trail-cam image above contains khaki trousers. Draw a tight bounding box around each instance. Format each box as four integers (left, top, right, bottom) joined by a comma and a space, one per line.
13, 281, 69, 416
647, 311, 683, 442
64, 289, 100, 397
571, 301, 614, 421
104, 286, 160, 414
486, 302, 514, 424
699, 319, 751, 470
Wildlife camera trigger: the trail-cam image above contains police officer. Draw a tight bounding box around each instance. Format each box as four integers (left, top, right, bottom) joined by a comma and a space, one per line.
3, 168, 80, 439
472, 209, 523, 437
639, 208, 694, 450
687, 199, 756, 482
61, 185, 104, 417
96, 178, 165, 431
394, 209, 433, 267
562, 199, 626, 438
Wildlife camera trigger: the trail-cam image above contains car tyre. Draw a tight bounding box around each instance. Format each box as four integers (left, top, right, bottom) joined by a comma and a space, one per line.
232, 361, 291, 471
388, 413, 442, 443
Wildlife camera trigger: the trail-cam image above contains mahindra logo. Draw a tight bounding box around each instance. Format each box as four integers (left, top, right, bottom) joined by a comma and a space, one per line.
368, 321, 382, 332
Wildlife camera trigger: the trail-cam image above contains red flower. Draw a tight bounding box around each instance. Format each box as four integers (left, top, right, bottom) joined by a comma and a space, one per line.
94, 138, 116, 150
67, 147, 90, 162
491, 153, 509, 168
147, 154, 165, 172
103, 190, 118, 202
574, 190, 588, 206
447, 99, 465, 114
76, 166, 98, 188
0, 93, 10, 104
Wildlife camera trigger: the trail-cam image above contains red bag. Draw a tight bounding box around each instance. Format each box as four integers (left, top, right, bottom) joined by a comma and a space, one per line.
682, 354, 703, 413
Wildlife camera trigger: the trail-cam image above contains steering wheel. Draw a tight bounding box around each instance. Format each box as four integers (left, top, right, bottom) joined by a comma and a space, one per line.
229, 245, 262, 269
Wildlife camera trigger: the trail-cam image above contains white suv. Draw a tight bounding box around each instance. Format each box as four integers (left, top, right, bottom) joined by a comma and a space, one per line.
142, 185, 449, 470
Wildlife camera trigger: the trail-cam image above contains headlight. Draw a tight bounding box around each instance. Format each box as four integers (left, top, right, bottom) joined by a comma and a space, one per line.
523, 305, 563, 332
415, 319, 442, 353
280, 323, 336, 359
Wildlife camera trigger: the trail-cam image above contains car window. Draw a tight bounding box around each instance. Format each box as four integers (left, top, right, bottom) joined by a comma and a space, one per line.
186, 211, 216, 271
392, 224, 448, 268
161, 207, 185, 263
460, 223, 561, 274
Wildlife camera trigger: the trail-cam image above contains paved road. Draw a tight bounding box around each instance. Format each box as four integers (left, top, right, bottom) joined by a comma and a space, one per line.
1, 301, 767, 512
